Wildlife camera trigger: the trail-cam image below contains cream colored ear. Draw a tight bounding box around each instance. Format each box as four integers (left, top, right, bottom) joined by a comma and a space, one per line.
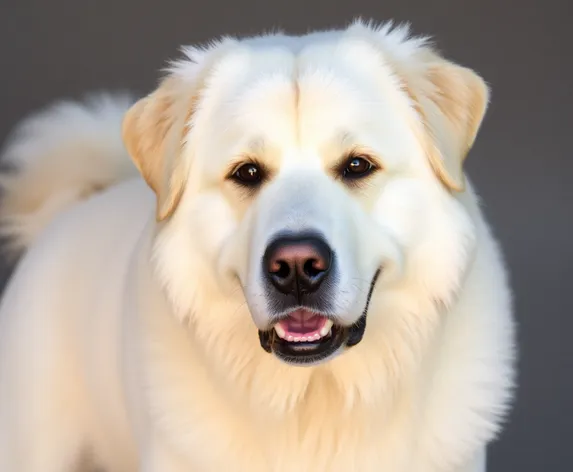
415, 61, 490, 192
122, 77, 192, 221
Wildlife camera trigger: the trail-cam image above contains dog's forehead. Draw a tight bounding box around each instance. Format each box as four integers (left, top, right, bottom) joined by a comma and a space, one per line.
226, 72, 366, 162
203, 33, 415, 170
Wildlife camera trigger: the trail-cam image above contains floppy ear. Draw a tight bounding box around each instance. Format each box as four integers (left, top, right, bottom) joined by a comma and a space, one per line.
122, 76, 193, 221
413, 61, 490, 192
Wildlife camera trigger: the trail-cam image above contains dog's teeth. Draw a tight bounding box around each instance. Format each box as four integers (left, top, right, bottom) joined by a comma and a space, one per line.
278, 320, 335, 343
274, 323, 286, 339
319, 320, 334, 337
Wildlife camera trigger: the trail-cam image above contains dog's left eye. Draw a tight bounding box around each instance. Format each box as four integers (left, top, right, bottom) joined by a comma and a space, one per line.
232, 163, 263, 186
342, 156, 375, 179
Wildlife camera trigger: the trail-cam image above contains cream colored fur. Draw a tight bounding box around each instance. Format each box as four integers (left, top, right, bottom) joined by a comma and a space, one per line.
0, 20, 515, 472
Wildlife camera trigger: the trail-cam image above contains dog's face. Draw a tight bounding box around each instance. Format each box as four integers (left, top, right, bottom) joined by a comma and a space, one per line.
123, 22, 487, 367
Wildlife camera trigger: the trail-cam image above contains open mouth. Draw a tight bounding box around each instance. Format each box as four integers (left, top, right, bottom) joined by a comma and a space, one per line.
274, 310, 334, 343
258, 268, 381, 366
258, 309, 350, 365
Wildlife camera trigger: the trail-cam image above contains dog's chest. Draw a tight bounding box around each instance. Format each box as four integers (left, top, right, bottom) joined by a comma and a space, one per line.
248, 392, 418, 472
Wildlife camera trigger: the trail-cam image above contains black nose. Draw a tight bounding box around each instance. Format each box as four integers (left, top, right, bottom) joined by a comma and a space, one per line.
263, 236, 333, 297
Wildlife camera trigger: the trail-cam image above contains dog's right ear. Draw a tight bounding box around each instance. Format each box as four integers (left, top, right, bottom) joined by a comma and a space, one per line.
122, 76, 193, 222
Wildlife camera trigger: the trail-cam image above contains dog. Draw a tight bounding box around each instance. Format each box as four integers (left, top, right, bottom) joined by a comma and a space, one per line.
0, 20, 515, 472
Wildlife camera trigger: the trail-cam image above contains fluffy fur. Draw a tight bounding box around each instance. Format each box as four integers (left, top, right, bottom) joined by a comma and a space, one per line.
0, 20, 515, 472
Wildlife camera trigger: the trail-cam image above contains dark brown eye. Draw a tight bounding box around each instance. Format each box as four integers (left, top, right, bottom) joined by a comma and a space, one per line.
232, 163, 263, 186
342, 156, 375, 179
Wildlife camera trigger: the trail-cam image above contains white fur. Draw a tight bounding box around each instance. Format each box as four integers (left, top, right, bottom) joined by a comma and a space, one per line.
0, 20, 515, 472
0, 93, 137, 257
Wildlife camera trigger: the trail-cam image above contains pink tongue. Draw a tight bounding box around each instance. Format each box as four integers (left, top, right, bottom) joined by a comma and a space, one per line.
279, 310, 326, 336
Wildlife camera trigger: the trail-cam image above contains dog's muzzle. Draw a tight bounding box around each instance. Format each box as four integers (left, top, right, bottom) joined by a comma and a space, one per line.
258, 267, 381, 366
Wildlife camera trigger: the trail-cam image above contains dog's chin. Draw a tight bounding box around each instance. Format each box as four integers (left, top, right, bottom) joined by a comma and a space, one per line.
258, 312, 367, 366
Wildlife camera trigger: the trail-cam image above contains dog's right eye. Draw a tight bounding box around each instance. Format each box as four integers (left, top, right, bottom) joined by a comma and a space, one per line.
341, 156, 376, 179
231, 163, 263, 186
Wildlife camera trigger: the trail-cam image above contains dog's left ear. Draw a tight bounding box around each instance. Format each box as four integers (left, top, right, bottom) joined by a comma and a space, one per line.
413, 60, 490, 192
122, 76, 193, 221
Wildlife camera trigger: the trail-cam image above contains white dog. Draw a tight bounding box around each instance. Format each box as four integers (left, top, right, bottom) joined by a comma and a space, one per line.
0, 20, 515, 472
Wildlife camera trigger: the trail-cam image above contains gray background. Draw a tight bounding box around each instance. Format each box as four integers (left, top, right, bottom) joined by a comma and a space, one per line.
0, 0, 571, 470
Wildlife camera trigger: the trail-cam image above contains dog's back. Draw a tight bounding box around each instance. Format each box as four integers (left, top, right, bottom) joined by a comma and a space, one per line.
0, 94, 148, 471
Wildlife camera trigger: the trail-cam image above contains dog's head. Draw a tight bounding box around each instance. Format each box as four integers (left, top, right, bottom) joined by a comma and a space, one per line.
122, 21, 487, 369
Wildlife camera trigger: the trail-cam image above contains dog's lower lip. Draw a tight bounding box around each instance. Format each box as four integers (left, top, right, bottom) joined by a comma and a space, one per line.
259, 320, 348, 365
